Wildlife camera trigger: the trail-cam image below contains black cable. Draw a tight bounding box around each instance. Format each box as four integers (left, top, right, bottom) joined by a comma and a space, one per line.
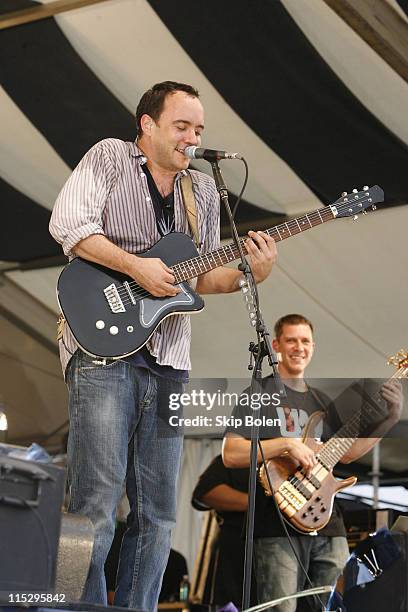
257, 439, 326, 612
232, 157, 249, 220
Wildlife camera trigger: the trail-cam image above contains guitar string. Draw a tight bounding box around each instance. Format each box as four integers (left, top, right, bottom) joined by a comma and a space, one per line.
113, 207, 335, 303
286, 364, 407, 493
116, 207, 334, 300
318, 370, 403, 464
286, 365, 407, 499
113, 196, 368, 303
115, 193, 373, 304
111, 194, 374, 307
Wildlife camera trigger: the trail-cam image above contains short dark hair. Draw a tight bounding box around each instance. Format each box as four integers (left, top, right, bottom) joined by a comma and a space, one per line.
274, 314, 314, 340
135, 81, 200, 138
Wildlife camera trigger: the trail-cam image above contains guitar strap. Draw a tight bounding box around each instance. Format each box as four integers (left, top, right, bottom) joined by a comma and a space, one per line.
308, 386, 329, 418
180, 172, 200, 248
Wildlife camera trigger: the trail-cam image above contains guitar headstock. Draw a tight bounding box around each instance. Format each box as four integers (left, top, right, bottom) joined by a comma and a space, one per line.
331, 185, 384, 219
387, 349, 408, 369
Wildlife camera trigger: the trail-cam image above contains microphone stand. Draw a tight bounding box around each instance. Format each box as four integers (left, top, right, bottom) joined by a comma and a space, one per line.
209, 160, 286, 609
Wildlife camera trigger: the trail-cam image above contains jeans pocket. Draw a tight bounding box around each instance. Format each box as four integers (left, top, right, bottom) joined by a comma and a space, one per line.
140, 372, 157, 409
77, 354, 128, 380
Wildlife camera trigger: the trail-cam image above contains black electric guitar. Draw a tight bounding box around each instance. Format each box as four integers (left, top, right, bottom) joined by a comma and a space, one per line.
258, 348, 407, 533
57, 185, 383, 359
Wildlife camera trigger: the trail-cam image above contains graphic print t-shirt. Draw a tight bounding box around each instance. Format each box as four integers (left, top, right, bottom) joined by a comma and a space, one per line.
226, 376, 346, 537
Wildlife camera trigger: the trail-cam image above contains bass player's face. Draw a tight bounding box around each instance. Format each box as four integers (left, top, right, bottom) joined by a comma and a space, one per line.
273, 323, 315, 378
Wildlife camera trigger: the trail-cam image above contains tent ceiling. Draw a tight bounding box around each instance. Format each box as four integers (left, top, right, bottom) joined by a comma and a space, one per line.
1, 0, 408, 263
283, 0, 408, 145
0, 0, 407, 474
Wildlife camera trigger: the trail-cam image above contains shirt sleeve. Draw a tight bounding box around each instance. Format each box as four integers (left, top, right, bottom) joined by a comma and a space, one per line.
191, 455, 231, 510
49, 140, 117, 257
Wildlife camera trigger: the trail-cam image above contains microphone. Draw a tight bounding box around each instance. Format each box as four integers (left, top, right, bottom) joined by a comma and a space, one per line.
183, 146, 242, 161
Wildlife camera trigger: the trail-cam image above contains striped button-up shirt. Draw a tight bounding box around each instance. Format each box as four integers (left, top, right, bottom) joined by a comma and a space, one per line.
49, 138, 220, 375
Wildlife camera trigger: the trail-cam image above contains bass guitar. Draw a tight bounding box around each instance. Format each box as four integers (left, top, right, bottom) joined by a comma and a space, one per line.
57, 185, 383, 359
258, 349, 408, 533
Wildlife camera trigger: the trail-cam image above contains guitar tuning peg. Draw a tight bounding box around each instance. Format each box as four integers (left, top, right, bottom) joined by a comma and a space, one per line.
363, 185, 369, 190
362, 210, 367, 215
341, 191, 348, 196
353, 215, 358, 221
352, 188, 358, 193
371, 204, 377, 211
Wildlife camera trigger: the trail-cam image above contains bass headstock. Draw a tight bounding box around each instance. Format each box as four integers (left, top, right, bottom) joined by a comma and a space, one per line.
331, 185, 384, 219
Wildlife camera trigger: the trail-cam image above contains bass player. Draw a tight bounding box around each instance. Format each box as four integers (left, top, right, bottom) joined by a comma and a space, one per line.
222, 313, 403, 612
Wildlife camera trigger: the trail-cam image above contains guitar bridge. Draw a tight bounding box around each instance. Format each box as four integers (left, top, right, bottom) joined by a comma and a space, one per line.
104, 283, 126, 313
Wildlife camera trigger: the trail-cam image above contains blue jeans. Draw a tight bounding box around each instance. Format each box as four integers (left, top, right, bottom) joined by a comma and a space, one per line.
254, 535, 349, 612
66, 350, 183, 611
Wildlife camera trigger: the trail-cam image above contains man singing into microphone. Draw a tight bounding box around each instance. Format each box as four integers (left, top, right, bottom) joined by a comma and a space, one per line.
49, 81, 276, 611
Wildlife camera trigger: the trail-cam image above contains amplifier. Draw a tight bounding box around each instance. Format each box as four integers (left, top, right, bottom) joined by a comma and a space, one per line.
0, 455, 66, 600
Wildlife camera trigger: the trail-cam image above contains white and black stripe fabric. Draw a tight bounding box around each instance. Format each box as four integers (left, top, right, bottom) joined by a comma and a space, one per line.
148, 0, 408, 204
2, 0, 407, 266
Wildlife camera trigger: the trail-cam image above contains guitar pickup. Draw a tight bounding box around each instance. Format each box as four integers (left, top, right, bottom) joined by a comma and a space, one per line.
278, 481, 306, 510
104, 284, 126, 313
292, 477, 312, 500
307, 474, 321, 490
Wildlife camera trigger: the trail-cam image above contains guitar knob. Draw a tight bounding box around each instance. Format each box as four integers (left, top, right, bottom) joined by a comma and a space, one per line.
302, 513, 308, 518
95, 320, 105, 330
109, 326, 119, 335
316, 496, 321, 501
321, 506, 327, 512
308, 505, 315, 511
313, 516, 321, 522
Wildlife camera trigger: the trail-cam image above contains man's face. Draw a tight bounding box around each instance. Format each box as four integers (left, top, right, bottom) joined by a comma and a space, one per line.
272, 323, 315, 378
145, 91, 204, 172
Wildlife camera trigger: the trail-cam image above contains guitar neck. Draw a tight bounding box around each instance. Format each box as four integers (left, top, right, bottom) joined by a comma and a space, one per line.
171, 205, 337, 283
318, 364, 408, 470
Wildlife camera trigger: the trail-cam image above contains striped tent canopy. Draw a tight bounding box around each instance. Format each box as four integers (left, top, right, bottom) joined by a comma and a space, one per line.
0, 0, 407, 465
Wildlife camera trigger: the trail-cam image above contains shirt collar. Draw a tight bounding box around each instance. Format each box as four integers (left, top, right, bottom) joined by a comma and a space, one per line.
128, 141, 147, 164
128, 140, 188, 180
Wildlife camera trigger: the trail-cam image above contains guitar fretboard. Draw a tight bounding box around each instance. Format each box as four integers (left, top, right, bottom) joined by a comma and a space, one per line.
318, 365, 407, 469
171, 206, 336, 283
